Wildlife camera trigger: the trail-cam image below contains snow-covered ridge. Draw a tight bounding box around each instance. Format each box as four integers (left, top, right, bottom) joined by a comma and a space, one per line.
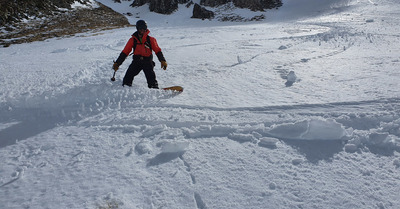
1, 0, 400, 208
96, 0, 358, 26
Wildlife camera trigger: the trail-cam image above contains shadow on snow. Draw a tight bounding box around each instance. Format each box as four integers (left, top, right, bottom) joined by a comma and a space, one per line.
0, 83, 179, 148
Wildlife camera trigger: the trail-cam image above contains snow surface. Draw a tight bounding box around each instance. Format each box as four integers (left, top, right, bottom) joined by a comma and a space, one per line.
1, 0, 400, 208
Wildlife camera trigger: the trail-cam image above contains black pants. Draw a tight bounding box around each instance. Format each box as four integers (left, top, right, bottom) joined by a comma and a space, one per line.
123, 57, 158, 88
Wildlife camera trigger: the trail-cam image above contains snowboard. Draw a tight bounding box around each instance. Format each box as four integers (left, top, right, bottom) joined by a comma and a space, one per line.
162, 86, 183, 92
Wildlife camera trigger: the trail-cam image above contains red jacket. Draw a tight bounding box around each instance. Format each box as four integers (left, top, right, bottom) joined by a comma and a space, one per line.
115, 29, 165, 65
121, 29, 162, 57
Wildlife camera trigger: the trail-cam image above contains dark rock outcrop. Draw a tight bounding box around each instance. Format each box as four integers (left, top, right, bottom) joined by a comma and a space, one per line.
201, 0, 282, 11
233, 0, 282, 11
191, 3, 214, 20
131, 0, 190, 14
130, 0, 281, 15
200, 0, 229, 7
0, 2, 130, 47
131, 0, 149, 7
0, 0, 90, 26
149, 0, 178, 14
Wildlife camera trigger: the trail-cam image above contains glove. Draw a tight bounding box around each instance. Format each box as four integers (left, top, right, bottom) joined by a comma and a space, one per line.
113, 62, 119, 72
161, 61, 167, 70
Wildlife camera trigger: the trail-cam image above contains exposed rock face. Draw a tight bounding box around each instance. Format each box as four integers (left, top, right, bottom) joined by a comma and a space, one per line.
201, 0, 282, 11
0, 2, 130, 47
0, 0, 90, 26
131, 0, 190, 14
130, 0, 281, 15
130, 0, 149, 7
192, 3, 214, 19
149, 0, 178, 14
200, 0, 229, 7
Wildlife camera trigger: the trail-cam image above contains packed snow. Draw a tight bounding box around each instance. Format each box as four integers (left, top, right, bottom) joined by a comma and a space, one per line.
1, 0, 400, 208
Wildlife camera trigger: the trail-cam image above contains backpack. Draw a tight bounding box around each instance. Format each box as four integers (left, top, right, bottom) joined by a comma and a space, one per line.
133, 35, 152, 52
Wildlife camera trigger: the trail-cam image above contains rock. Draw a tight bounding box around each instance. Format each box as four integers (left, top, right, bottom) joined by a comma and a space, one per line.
0, 2, 130, 47
186, 1, 194, 8
200, 0, 229, 7
132, 0, 190, 14
192, 3, 215, 19
200, 0, 282, 11
131, 0, 150, 7
150, 0, 178, 14
1, 0, 90, 26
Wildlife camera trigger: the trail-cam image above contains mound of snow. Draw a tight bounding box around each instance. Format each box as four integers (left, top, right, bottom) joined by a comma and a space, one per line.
268, 118, 350, 140
135, 141, 153, 155
258, 137, 279, 148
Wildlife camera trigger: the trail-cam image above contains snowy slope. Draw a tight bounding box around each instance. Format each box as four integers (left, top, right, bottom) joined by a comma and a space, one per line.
1, 0, 400, 208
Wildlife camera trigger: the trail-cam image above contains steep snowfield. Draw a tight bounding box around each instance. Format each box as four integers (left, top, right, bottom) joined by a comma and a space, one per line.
1, 0, 400, 208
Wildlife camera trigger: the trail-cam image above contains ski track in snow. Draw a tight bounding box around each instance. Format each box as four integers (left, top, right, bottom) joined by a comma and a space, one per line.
1, 0, 400, 208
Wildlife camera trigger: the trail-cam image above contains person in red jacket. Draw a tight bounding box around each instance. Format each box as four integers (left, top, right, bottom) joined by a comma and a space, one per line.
113, 20, 167, 88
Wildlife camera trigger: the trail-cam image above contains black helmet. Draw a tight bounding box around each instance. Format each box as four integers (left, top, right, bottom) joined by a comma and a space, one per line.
136, 20, 147, 31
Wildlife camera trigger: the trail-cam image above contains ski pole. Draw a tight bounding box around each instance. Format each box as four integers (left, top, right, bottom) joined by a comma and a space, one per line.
111, 71, 116, 82
111, 60, 116, 81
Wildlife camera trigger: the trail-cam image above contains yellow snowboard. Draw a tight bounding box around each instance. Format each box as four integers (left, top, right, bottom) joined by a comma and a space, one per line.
162, 86, 183, 92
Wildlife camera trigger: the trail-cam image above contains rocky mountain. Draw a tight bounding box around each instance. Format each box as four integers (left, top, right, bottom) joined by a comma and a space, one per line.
200, 0, 282, 11
0, 0, 91, 26
192, 3, 215, 19
130, 0, 282, 15
131, 0, 190, 14
0, 0, 129, 47
1, 0, 283, 26
0, 0, 282, 46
